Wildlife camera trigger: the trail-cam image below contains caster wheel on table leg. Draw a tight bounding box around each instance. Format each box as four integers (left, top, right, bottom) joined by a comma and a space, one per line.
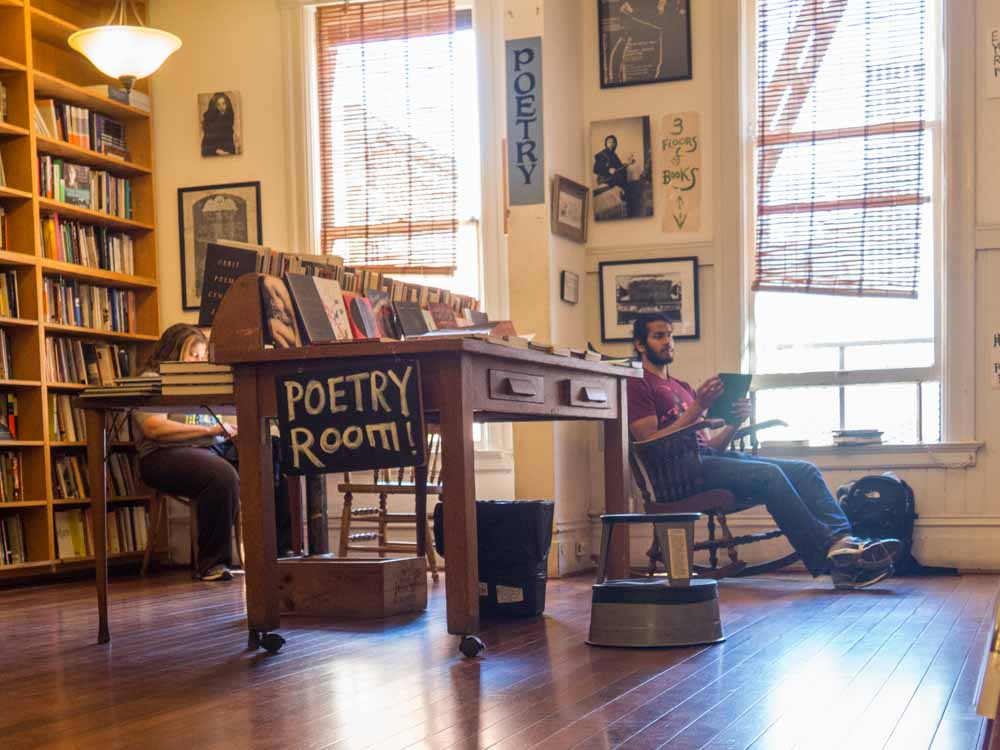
260, 633, 286, 654
459, 635, 485, 658
248, 630, 261, 650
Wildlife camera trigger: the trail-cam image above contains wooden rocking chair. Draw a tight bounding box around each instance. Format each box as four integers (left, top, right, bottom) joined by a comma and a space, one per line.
337, 431, 441, 581
630, 418, 801, 579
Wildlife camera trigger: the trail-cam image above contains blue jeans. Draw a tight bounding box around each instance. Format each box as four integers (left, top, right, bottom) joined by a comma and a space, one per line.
699, 450, 852, 576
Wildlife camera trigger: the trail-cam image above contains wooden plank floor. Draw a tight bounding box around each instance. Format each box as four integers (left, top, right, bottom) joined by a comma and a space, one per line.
0, 572, 994, 750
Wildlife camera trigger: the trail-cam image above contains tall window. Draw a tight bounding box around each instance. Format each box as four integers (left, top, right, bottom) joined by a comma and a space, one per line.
750, 0, 941, 445
315, 1, 481, 297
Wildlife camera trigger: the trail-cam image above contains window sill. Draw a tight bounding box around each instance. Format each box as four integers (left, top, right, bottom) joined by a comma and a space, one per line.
757, 442, 982, 470
475, 448, 514, 474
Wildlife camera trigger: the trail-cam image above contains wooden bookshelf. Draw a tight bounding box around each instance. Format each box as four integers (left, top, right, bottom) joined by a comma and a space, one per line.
0, 0, 160, 582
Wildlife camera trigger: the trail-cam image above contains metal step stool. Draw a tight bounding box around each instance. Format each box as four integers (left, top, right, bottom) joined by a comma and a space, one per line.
588, 513, 725, 648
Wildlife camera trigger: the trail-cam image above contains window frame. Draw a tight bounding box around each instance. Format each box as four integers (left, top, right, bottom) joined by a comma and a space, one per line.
743, 0, 947, 445
279, 0, 511, 454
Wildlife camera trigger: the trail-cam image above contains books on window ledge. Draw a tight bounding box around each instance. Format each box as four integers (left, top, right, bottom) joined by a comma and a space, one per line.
833, 429, 883, 447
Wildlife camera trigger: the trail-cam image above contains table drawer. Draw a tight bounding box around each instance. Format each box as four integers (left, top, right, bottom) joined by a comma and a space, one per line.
564, 378, 613, 409
488, 369, 545, 403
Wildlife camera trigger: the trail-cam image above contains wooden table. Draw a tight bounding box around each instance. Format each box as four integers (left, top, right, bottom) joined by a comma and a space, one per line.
79, 394, 236, 645
214, 336, 639, 645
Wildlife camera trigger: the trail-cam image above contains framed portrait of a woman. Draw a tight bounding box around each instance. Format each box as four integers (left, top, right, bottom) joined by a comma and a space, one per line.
198, 91, 243, 157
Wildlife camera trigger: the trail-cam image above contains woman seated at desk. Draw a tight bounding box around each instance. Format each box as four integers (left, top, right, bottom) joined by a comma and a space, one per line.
133, 324, 240, 581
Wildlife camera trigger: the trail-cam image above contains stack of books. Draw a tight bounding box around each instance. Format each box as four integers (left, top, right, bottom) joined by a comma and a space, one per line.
833, 429, 883, 447
159, 361, 233, 396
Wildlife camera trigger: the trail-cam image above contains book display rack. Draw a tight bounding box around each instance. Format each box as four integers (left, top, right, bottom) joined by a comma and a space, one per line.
0, 0, 159, 578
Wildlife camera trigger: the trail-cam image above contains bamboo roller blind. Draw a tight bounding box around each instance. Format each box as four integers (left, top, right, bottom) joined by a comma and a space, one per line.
753, 0, 930, 298
316, 0, 458, 273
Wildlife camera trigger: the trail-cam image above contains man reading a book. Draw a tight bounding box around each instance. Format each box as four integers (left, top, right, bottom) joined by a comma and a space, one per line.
627, 313, 901, 589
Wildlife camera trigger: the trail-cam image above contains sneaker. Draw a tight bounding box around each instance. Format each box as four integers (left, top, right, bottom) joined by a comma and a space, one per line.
827, 536, 902, 570
832, 564, 894, 590
200, 564, 233, 582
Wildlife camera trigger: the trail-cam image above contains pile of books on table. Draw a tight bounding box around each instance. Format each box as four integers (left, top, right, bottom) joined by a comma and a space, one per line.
833, 429, 883, 447
81, 375, 161, 399
159, 361, 233, 396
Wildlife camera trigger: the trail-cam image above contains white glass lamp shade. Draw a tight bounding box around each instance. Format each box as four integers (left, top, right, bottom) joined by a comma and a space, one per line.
68, 25, 181, 83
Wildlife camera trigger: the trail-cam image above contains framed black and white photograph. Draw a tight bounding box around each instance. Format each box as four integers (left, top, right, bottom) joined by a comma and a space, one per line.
178, 181, 262, 311
560, 270, 580, 304
590, 116, 653, 221
598, 0, 692, 89
198, 91, 243, 157
598, 256, 699, 342
551, 175, 589, 243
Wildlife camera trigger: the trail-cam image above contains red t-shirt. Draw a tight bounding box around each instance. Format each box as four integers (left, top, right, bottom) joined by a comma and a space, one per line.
627, 369, 706, 445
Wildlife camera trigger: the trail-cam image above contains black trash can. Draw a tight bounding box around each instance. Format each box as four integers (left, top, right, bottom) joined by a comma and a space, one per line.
433, 499, 555, 617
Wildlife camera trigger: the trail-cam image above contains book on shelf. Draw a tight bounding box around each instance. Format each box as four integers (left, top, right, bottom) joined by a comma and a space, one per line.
38, 155, 132, 218
0, 451, 22, 503
0, 513, 28, 566
0, 81, 7, 123
199, 240, 269, 327
52, 454, 88, 500
367, 289, 398, 339
428, 302, 458, 330
0, 148, 6, 187
341, 292, 379, 339
259, 274, 301, 349
158, 361, 232, 375
81, 84, 151, 113
160, 383, 234, 396
392, 300, 429, 337
0, 329, 13, 380
54, 509, 90, 559
0, 393, 18, 439
284, 273, 339, 345
0, 270, 20, 318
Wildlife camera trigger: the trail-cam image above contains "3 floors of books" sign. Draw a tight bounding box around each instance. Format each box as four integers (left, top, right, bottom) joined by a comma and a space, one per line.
276, 359, 425, 475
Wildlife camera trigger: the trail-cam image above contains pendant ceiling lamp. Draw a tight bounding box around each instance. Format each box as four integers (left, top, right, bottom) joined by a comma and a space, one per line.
68, 0, 181, 92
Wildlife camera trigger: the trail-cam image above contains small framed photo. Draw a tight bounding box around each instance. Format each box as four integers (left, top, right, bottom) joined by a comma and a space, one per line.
598, 0, 692, 89
560, 270, 580, 304
198, 91, 243, 157
551, 175, 589, 243
178, 181, 262, 311
590, 116, 653, 221
598, 256, 699, 342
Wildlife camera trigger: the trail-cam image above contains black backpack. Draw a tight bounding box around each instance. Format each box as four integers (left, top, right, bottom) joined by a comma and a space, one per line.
836, 472, 955, 576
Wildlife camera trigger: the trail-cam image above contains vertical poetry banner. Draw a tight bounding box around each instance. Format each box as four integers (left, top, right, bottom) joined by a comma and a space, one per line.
506, 37, 545, 205
661, 112, 702, 233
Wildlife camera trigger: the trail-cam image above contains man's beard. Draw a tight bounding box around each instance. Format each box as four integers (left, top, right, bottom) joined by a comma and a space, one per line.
644, 348, 673, 367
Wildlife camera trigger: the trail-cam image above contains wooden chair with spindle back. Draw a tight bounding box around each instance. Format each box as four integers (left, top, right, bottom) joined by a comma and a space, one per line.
337, 430, 441, 580
630, 417, 801, 579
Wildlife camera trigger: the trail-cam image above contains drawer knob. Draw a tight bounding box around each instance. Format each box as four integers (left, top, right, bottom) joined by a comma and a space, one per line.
506, 377, 538, 397
581, 386, 608, 403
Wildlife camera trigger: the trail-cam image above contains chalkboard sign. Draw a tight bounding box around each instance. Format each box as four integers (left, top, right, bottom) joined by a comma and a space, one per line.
276, 359, 425, 476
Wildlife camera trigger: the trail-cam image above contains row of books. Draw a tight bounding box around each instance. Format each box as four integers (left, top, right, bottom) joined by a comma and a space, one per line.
48, 393, 87, 442
0, 270, 20, 318
0, 514, 27, 566
0, 393, 18, 440
34, 100, 129, 160
38, 155, 133, 219
199, 240, 480, 328
0, 329, 14, 381
43, 277, 136, 333
52, 453, 89, 500
108, 452, 142, 497
45, 336, 135, 385
55, 505, 149, 559
40, 215, 135, 275
0, 451, 23, 503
